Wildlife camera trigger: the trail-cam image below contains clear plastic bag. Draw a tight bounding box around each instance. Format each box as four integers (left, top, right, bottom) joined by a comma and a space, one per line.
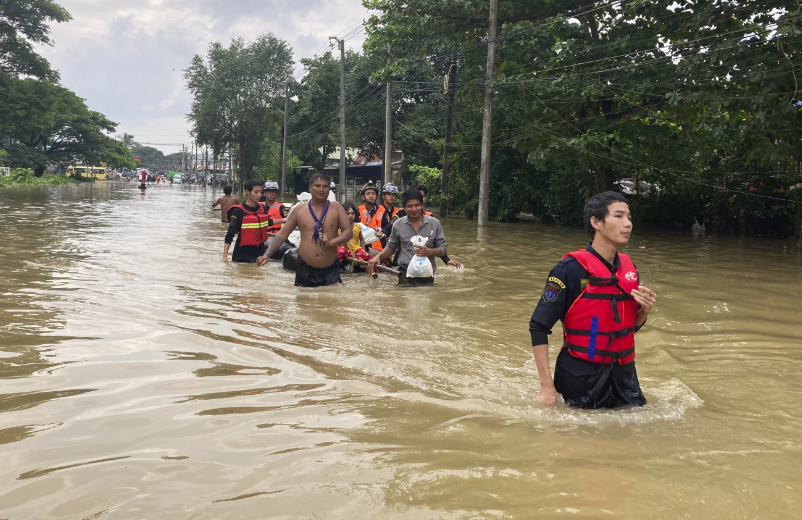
406, 235, 434, 278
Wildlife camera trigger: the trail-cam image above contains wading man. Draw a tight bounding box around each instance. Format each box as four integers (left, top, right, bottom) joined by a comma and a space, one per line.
223, 179, 270, 264
530, 192, 657, 409
367, 188, 447, 285
257, 172, 352, 287
212, 185, 239, 223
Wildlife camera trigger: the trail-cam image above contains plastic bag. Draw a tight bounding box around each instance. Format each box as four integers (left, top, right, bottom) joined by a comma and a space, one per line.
360, 224, 378, 246
406, 235, 434, 278
287, 230, 302, 247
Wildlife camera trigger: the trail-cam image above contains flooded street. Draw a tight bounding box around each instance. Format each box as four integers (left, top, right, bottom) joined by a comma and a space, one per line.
1, 182, 801, 519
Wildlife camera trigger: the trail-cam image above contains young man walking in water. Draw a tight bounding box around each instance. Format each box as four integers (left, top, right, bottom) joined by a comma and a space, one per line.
212, 185, 239, 223
257, 172, 351, 287
367, 188, 447, 285
530, 192, 657, 409
223, 180, 270, 264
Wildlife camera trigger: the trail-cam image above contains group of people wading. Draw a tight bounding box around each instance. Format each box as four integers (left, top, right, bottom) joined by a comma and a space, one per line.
216, 173, 657, 411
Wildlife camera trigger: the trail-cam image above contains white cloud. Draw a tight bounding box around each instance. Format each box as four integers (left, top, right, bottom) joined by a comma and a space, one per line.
39, 0, 370, 153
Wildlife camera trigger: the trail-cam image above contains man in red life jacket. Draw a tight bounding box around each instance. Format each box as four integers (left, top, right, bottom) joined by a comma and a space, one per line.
223, 179, 271, 264
530, 192, 657, 409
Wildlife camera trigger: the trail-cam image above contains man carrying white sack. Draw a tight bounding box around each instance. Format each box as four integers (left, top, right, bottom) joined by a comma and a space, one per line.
367, 187, 447, 285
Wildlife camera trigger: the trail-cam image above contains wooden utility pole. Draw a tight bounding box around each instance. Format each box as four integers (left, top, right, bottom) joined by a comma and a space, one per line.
440, 58, 458, 218
281, 84, 289, 198
384, 45, 393, 185
204, 146, 208, 189
330, 36, 346, 202
478, 0, 498, 227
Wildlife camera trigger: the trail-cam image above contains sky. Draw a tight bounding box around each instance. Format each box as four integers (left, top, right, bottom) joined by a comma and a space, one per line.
39, 0, 371, 155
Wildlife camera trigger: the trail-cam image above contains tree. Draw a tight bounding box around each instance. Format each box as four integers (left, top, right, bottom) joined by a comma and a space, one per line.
185, 34, 293, 182
0, 0, 72, 80
0, 78, 134, 175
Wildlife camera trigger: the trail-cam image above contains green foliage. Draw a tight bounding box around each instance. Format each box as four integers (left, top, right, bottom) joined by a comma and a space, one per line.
0, 167, 78, 188
0, 0, 72, 79
364, 0, 802, 235
409, 164, 443, 205
185, 34, 293, 182
0, 77, 133, 175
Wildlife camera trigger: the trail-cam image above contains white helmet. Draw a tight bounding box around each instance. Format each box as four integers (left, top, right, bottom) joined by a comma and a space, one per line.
264, 181, 279, 190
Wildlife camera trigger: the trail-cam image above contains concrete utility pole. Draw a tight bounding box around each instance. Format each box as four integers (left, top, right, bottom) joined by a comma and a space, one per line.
441, 58, 458, 218
384, 45, 393, 185
281, 84, 289, 198
478, 0, 498, 227
330, 36, 346, 202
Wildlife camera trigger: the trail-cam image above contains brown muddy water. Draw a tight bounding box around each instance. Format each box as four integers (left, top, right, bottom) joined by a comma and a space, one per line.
0, 182, 800, 519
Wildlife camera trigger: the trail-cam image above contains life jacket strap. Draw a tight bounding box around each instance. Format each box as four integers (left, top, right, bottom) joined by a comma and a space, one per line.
588, 275, 619, 287
563, 326, 636, 340
563, 340, 635, 361
580, 293, 635, 323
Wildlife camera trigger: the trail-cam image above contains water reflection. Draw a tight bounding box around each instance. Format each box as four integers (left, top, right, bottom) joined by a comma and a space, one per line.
0, 183, 799, 518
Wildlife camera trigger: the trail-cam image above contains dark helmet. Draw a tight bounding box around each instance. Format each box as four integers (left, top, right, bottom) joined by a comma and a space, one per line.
361, 181, 378, 195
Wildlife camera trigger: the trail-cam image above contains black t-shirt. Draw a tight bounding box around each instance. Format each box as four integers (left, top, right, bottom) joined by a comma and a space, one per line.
529, 244, 645, 407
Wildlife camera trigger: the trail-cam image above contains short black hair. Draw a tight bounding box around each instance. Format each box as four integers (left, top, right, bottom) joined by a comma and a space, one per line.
342, 202, 358, 215
309, 171, 331, 185
244, 179, 262, 192
401, 187, 424, 207
417, 185, 428, 195
584, 191, 628, 239
223, 185, 232, 195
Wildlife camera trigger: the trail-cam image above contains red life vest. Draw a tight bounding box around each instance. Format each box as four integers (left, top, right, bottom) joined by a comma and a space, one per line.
367, 205, 399, 250
265, 203, 284, 233
561, 250, 639, 365
232, 203, 269, 247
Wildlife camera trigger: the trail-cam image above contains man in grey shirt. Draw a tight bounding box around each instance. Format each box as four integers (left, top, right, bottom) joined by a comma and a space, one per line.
367, 187, 447, 284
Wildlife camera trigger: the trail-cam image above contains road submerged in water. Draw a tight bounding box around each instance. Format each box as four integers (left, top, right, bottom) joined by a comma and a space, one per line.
0, 183, 800, 519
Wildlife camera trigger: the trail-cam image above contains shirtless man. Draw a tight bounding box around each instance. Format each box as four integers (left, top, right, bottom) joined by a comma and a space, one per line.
212, 185, 240, 223
257, 172, 352, 288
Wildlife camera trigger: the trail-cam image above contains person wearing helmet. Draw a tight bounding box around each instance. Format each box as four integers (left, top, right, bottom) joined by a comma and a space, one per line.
373, 183, 401, 251
358, 181, 380, 226
261, 181, 288, 233
358, 181, 382, 251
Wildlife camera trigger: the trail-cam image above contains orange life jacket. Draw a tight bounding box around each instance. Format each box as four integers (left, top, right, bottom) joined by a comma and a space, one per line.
265, 203, 284, 233
561, 250, 639, 365
358, 204, 377, 227
424, 211, 433, 217
232, 203, 269, 247
367, 205, 399, 250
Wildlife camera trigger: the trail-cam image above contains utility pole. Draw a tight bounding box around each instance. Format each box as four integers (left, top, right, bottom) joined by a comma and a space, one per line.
478, 0, 498, 227
281, 84, 289, 198
181, 144, 185, 175
330, 35, 346, 202
204, 146, 208, 189
441, 57, 458, 218
384, 44, 393, 185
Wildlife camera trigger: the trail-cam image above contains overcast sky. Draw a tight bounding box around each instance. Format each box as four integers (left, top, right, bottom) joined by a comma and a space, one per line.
39, 0, 370, 155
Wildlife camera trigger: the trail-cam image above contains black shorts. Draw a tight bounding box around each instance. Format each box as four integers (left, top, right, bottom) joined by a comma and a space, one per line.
232, 243, 268, 263
397, 267, 434, 285
295, 257, 342, 288
553, 348, 646, 409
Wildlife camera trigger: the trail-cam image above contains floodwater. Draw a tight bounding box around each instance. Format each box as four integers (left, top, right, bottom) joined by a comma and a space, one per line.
0, 183, 800, 520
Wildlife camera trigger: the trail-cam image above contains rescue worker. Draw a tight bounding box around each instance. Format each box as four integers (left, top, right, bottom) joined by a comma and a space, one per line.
222, 179, 272, 264
262, 180, 294, 260
262, 181, 288, 233
373, 184, 400, 251
529, 191, 657, 409
358, 181, 380, 230
417, 185, 433, 216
